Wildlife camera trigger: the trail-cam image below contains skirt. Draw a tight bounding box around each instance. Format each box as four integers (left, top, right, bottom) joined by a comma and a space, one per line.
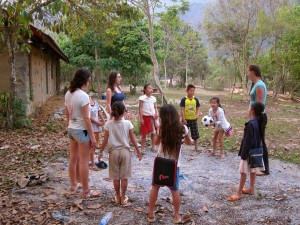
239, 160, 265, 174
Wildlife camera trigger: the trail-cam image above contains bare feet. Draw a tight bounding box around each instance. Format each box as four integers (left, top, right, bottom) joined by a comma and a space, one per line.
242, 187, 254, 195
227, 193, 243, 201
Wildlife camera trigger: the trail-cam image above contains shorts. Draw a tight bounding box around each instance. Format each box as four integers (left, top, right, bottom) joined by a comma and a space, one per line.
68, 128, 90, 143
186, 119, 199, 140
109, 149, 132, 179
152, 167, 180, 191
239, 160, 265, 174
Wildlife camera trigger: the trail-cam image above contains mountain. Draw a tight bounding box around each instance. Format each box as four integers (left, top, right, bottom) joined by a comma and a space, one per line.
180, 1, 212, 28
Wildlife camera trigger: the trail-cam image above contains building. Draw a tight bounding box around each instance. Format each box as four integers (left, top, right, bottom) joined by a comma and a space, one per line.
0, 25, 68, 115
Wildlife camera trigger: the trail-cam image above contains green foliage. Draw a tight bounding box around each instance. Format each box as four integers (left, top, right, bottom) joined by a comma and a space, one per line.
12, 98, 31, 128
46, 118, 58, 132
131, 118, 141, 136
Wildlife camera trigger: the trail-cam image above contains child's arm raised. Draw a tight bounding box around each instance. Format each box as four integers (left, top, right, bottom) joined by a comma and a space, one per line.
129, 129, 142, 161
98, 130, 109, 162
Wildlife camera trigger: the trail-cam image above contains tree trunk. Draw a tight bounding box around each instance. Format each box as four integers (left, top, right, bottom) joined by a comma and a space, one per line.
185, 53, 188, 87
241, 43, 248, 101
145, 0, 168, 104
164, 58, 167, 89
6, 34, 17, 128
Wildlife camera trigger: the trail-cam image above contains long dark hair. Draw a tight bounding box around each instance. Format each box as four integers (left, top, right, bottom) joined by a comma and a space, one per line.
251, 102, 265, 137
107, 70, 121, 94
111, 101, 125, 119
159, 104, 184, 159
249, 64, 262, 78
249, 64, 263, 91
69, 68, 92, 93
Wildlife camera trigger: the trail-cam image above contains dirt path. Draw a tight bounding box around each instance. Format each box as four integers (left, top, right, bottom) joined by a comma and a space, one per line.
3, 144, 299, 225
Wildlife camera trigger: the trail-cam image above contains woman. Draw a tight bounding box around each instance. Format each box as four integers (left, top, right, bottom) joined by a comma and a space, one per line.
65, 68, 100, 198
106, 70, 130, 119
248, 64, 269, 175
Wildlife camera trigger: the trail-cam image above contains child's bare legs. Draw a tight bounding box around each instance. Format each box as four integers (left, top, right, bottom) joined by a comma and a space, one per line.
218, 131, 225, 157
148, 186, 160, 219
113, 179, 121, 204
114, 179, 128, 204
171, 190, 181, 222
151, 133, 156, 150
194, 138, 199, 151
141, 135, 146, 153
211, 131, 219, 155
121, 179, 128, 203
243, 172, 256, 194
236, 172, 247, 197
89, 148, 95, 166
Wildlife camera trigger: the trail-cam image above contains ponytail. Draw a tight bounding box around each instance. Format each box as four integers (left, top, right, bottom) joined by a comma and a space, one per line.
111, 101, 125, 119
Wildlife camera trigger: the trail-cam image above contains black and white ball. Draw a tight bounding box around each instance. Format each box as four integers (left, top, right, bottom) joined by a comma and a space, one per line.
202, 116, 213, 127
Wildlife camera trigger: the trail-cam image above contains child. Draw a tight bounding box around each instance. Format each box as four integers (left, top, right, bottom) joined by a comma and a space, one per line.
89, 95, 105, 171
147, 104, 191, 224
180, 84, 200, 151
139, 84, 159, 153
228, 102, 265, 201
208, 97, 232, 158
98, 101, 142, 205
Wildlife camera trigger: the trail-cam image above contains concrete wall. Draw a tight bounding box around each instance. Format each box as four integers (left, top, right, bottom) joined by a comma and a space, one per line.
0, 42, 11, 93
0, 41, 61, 115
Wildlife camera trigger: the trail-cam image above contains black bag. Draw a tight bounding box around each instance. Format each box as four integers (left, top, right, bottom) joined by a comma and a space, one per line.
249, 147, 264, 168
152, 129, 183, 188
152, 157, 177, 188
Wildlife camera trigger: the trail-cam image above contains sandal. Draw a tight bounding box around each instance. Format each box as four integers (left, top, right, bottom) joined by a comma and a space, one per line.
114, 194, 120, 205
242, 188, 254, 195
121, 195, 129, 205
145, 214, 156, 223
227, 194, 243, 201
69, 183, 82, 194
219, 153, 225, 158
82, 190, 100, 199
89, 165, 99, 171
173, 218, 183, 224
208, 152, 216, 157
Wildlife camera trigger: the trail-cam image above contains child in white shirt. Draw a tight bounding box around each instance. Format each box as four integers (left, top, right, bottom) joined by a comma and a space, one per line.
208, 97, 232, 158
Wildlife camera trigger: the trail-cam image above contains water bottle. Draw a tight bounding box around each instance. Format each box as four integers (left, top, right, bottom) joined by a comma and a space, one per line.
99, 212, 113, 225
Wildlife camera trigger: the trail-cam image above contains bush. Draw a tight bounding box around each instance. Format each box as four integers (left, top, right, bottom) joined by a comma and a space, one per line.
0, 92, 31, 128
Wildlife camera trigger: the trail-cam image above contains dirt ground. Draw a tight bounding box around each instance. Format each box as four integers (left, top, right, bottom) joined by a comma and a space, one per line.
1, 89, 300, 225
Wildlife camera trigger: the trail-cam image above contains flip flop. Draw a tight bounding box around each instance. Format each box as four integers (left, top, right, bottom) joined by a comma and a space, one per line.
227, 194, 243, 201
242, 188, 254, 195
219, 153, 225, 158
114, 194, 120, 205
89, 165, 99, 171
145, 214, 156, 223
82, 190, 100, 199
173, 218, 183, 224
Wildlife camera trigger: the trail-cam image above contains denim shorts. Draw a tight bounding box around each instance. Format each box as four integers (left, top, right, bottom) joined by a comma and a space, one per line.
152, 167, 180, 191
68, 128, 90, 143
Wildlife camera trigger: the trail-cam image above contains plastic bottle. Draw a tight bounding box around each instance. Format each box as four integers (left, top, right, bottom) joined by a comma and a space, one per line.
99, 212, 113, 225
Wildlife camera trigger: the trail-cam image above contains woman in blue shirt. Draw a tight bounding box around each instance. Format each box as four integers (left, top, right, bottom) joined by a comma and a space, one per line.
106, 71, 129, 119
248, 65, 269, 175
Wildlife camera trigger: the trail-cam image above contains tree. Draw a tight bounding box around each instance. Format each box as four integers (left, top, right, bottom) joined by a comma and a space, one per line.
130, 0, 168, 104
204, 0, 287, 100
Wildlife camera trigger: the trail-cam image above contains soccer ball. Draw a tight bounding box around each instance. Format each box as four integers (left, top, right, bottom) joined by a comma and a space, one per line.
202, 116, 213, 127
